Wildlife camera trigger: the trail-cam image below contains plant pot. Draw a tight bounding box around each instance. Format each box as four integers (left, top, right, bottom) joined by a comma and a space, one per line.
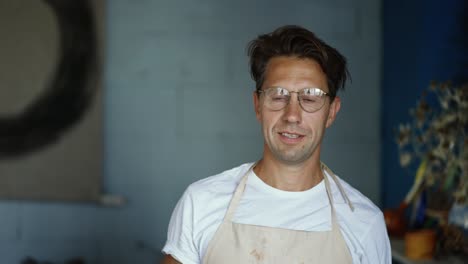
404, 229, 436, 260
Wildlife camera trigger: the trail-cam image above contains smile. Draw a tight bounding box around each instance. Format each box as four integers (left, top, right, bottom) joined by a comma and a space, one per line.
281, 132, 300, 138
278, 132, 305, 143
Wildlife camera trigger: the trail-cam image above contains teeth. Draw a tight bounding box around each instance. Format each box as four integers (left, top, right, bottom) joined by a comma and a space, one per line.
282, 133, 299, 138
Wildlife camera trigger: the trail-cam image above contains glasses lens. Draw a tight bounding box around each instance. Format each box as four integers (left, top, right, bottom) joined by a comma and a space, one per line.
261, 87, 327, 112
299, 88, 326, 112
264, 87, 289, 110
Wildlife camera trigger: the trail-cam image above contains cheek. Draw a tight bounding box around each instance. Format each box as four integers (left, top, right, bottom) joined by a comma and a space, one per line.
304, 114, 328, 132
260, 117, 272, 134
261, 112, 279, 129
259, 113, 278, 139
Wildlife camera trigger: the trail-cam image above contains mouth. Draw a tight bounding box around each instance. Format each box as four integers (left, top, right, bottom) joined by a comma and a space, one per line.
278, 131, 305, 143
280, 132, 301, 138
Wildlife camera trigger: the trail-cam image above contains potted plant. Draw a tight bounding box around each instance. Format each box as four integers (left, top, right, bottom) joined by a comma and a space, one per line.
393, 81, 468, 258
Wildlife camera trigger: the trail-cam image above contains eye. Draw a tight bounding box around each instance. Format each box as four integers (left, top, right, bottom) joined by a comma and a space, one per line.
271, 95, 288, 101
269, 87, 289, 101
301, 88, 323, 103
303, 88, 324, 96
275, 87, 288, 95
301, 97, 318, 103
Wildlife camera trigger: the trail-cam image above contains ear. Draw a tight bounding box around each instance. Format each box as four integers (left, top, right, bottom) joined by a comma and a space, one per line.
253, 91, 261, 121
325, 96, 341, 128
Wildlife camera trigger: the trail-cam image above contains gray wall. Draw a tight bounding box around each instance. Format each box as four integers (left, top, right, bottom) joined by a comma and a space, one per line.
0, 0, 381, 263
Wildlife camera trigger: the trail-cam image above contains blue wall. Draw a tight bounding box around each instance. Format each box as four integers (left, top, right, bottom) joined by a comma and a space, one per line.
381, 0, 467, 208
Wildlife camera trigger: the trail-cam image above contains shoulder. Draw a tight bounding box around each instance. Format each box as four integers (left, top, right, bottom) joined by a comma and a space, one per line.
187, 163, 253, 195
328, 173, 382, 219
328, 173, 391, 262
163, 162, 255, 263
185, 162, 253, 199
325, 171, 385, 235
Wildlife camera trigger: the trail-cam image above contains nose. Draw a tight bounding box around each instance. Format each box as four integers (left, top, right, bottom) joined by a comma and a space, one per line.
283, 94, 302, 123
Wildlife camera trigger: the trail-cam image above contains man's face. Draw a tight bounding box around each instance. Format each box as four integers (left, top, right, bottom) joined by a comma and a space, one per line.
253, 56, 341, 165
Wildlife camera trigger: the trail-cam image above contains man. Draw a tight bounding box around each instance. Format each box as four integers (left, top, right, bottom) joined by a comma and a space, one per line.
161, 25, 391, 264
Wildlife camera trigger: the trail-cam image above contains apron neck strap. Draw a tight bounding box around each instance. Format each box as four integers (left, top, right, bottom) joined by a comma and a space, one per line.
223, 162, 355, 222
321, 162, 355, 212
224, 163, 254, 221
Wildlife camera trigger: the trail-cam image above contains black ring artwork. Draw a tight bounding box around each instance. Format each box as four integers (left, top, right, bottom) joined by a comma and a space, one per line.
0, 0, 97, 159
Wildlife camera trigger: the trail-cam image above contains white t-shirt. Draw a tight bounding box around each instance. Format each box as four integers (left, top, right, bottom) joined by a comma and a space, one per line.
162, 163, 391, 264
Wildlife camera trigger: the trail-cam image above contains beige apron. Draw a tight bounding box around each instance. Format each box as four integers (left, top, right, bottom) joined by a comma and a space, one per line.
202, 163, 354, 264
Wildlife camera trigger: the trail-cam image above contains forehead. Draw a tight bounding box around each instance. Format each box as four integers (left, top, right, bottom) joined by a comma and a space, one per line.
263, 56, 328, 91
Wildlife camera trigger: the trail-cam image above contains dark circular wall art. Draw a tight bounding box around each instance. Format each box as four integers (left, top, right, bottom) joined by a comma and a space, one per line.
0, 0, 97, 159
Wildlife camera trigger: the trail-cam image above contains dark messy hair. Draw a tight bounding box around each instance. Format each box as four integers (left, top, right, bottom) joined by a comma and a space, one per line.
247, 25, 350, 100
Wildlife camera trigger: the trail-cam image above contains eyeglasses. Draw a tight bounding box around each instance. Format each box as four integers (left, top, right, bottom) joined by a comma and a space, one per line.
257, 87, 330, 113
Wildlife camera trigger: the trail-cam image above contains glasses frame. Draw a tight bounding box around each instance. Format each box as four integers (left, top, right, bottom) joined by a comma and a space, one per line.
257, 87, 331, 113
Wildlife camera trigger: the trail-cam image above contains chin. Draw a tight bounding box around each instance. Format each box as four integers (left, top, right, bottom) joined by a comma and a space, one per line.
273, 152, 310, 164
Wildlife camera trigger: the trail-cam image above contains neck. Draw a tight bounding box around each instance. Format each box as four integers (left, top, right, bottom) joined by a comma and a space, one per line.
253, 154, 323, 192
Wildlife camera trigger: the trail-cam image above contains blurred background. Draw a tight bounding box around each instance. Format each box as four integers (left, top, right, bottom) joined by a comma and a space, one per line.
0, 0, 466, 263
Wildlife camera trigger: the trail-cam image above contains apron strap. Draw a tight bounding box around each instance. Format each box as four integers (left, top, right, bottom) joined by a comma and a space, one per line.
322, 168, 340, 230
321, 162, 355, 212
224, 162, 354, 223
223, 163, 255, 221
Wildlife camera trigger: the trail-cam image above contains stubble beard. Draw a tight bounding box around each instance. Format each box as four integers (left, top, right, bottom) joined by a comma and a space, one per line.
265, 133, 319, 165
